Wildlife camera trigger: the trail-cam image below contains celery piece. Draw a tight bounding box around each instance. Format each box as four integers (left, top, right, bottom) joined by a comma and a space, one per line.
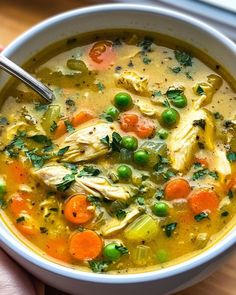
0, 177, 6, 196
124, 214, 159, 242
41, 105, 61, 135
131, 245, 151, 266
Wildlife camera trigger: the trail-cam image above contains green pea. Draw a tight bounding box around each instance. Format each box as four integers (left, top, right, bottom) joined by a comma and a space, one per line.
121, 136, 138, 151
156, 249, 168, 263
157, 129, 169, 140
170, 95, 187, 108
134, 150, 149, 165
117, 164, 132, 179
161, 108, 180, 126
106, 106, 120, 120
103, 243, 121, 261
153, 202, 169, 217
114, 92, 133, 109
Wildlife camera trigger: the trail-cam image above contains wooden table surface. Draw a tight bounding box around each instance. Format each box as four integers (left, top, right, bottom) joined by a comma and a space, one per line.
0, 1, 235, 294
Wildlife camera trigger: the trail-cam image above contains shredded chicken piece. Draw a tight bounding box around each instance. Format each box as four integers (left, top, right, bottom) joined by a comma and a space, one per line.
101, 207, 141, 236
58, 121, 115, 162
193, 74, 222, 109
116, 70, 149, 96
33, 165, 133, 201
169, 109, 215, 171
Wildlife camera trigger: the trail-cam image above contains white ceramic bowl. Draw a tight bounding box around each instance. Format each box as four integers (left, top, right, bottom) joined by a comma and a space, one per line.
0, 4, 236, 295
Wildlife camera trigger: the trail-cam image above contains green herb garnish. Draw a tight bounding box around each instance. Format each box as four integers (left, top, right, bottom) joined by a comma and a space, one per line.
194, 212, 209, 222
57, 146, 70, 156
170, 66, 181, 73
56, 173, 76, 191
64, 120, 75, 133
193, 119, 206, 130
78, 166, 100, 177
116, 209, 127, 220
227, 152, 236, 162
88, 260, 110, 273
16, 216, 25, 223
165, 223, 177, 237
174, 50, 192, 67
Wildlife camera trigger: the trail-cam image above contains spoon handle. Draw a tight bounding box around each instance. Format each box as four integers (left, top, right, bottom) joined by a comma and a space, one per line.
0, 55, 54, 102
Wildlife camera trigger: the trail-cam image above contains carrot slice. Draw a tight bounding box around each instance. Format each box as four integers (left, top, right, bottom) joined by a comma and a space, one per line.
46, 238, 71, 263
136, 120, 155, 139
53, 120, 67, 139
71, 111, 94, 127
7, 161, 28, 184
17, 224, 38, 236
194, 157, 208, 168
165, 178, 191, 200
88, 41, 116, 70
120, 113, 139, 132
188, 189, 219, 214
10, 193, 31, 217
69, 230, 103, 261
64, 194, 94, 224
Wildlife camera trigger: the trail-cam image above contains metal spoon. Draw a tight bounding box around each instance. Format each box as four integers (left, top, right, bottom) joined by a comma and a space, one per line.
0, 54, 54, 102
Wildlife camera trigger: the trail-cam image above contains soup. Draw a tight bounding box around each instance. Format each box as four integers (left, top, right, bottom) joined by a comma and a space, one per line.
0, 31, 235, 274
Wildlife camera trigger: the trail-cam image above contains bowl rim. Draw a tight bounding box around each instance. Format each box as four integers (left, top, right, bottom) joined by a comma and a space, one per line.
0, 3, 236, 284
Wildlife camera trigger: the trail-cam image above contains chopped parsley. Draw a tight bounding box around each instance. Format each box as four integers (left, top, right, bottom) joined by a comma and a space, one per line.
152, 90, 162, 97
0, 197, 7, 209
166, 88, 183, 99
89, 260, 110, 273
87, 195, 101, 207
26, 150, 51, 168
174, 50, 192, 67
192, 168, 218, 181
213, 112, 223, 120
193, 119, 206, 130
0, 117, 8, 125
154, 155, 176, 182
143, 56, 151, 64
57, 146, 69, 156
100, 132, 122, 152
154, 189, 164, 200
78, 166, 100, 177
116, 209, 127, 220
100, 135, 110, 146
34, 103, 48, 112
228, 190, 234, 199
138, 37, 153, 53
115, 245, 129, 255
56, 173, 76, 191
137, 196, 145, 205
65, 98, 75, 107
64, 120, 75, 133
16, 216, 25, 223
196, 85, 205, 95
165, 223, 177, 237
28, 134, 52, 146
227, 152, 236, 162
97, 82, 105, 92
194, 212, 209, 222
221, 211, 229, 217
4, 132, 26, 158
185, 72, 193, 80
100, 113, 114, 123
170, 66, 181, 73
40, 227, 48, 234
